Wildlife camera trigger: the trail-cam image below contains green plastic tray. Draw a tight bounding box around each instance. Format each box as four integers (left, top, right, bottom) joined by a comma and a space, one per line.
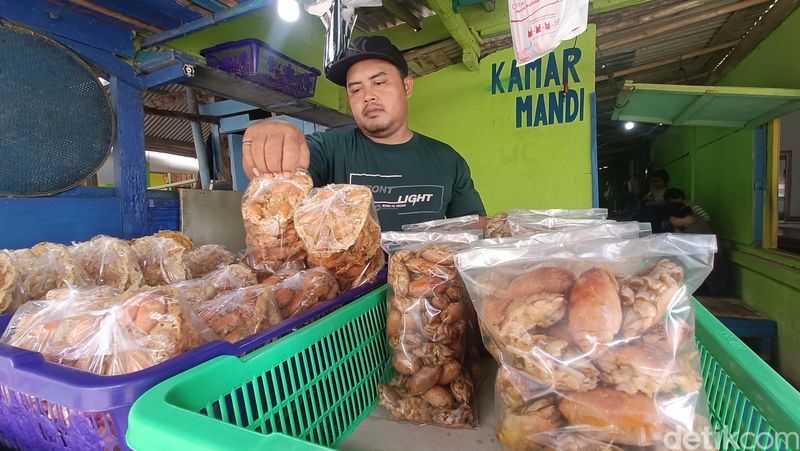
127, 286, 800, 450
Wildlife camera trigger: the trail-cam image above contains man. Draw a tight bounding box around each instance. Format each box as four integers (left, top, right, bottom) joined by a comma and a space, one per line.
643, 169, 669, 206
665, 202, 727, 295
241, 36, 486, 231
664, 187, 711, 223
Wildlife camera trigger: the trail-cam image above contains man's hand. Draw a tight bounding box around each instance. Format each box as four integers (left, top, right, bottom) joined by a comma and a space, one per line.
242, 119, 311, 178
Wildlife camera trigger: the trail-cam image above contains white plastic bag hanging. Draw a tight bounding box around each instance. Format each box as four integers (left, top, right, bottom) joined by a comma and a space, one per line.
509, 0, 589, 66
305, 0, 382, 69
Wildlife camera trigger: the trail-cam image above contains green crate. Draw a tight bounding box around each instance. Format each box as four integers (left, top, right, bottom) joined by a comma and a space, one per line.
127, 287, 800, 451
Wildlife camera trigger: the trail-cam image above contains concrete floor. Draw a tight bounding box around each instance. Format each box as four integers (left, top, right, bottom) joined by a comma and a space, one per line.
341, 359, 502, 451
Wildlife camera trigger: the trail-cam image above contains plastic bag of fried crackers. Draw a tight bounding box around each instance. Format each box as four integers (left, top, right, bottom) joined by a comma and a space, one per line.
378, 221, 483, 429
0, 251, 22, 313
241, 172, 313, 277
153, 263, 258, 305
195, 285, 282, 343
131, 236, 190, 286
485, 209, 608, 239
182, 244, 236, 278
294, 184, 382, 290
9, 243, 90, 302
70, 235, 144, 292
270, 266, 339, 319
2, 286, 214, 375
1, 286, 121, 356
454, 234, 717, 450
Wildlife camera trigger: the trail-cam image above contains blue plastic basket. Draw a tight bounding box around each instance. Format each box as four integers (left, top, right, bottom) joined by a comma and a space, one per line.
200, 39, 321, 99
0, 272, 385, 451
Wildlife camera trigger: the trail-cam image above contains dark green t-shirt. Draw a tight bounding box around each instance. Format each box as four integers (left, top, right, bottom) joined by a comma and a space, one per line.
306, 127, 485, 231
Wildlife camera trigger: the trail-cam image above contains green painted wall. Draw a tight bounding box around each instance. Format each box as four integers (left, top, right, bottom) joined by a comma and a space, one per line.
652, 9, 800, 386
408, 26, 596, 214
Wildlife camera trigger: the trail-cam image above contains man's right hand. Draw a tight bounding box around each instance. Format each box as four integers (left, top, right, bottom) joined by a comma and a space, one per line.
242, 119, 311, 178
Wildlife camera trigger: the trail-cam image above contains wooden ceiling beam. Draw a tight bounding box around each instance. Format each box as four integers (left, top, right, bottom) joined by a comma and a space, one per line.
381, 0, 423, 31
176, 0, 213, 16
66, 0, 163, 32
596, 0, 705, 36
596, 40, 739, 82
425, 0, 481, 70
707, 0, 800, 84
597, 0, 772, 51
144, 106, 221, 124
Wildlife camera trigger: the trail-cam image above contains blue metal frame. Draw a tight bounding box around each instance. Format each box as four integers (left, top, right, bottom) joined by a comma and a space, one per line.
142, 0, 276, 47
591, 92, 599, 208
210, 124, 224, 179
227, 134, 250, 191
199, 100, 260, 117
0, 0, 136, 56
753, 125, 767, 246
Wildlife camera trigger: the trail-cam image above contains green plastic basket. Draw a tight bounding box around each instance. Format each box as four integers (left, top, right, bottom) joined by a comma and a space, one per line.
127, 287, 800, 451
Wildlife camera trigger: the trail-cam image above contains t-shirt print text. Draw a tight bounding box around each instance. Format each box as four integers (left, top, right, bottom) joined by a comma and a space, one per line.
349, 173, 445, 216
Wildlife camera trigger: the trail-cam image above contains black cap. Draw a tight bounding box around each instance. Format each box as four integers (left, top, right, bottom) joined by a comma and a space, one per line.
325, 36, 409, 86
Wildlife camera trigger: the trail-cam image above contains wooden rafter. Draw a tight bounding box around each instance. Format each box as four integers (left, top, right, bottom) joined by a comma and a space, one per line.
596, 41, 739, 82
597, 0, 772, 51
707, 0, 800, 84
66, 0, 163, 32
425, 0, 481, 70
381, 0, 423, 31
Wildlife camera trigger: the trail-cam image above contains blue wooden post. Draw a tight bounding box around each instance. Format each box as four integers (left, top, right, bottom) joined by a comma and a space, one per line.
228, 134, 250, 191
111, 77, 149, 238
211, 124, 224, 179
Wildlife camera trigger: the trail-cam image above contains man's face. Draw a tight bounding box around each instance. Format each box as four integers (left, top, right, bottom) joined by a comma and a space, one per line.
346, 59, 413, 138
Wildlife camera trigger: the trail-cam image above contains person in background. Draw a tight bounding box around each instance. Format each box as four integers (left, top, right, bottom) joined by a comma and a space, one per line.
666, 202, 727, 295
664, 187, 711, 223
643, 169, 669, 206
615, 175, 642, 220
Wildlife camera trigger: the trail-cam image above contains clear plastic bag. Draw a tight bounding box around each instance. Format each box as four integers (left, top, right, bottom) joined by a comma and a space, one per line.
482, 221, 650, 247
454, 234, 718, 450
0, 251, 22, 313
2, 286, 120, 356
161, 263, 258, 305
201, 263, 258, 292
11, 242, 90, 302
294, 184, 383, 290
401, 215, 483, 234
378, 227, 483, 428
487, 209, 608, 239
486, 212, 511, 239
154, 230, 195, 251
271, 266, 340, 319
131, 236, 190, 286
241, 172, 313, 277
69, 235, 144, 292
195, 285, 281, 343
2, 286, 214, 375
182, 244, 236, 278
506, 209, 611, 237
